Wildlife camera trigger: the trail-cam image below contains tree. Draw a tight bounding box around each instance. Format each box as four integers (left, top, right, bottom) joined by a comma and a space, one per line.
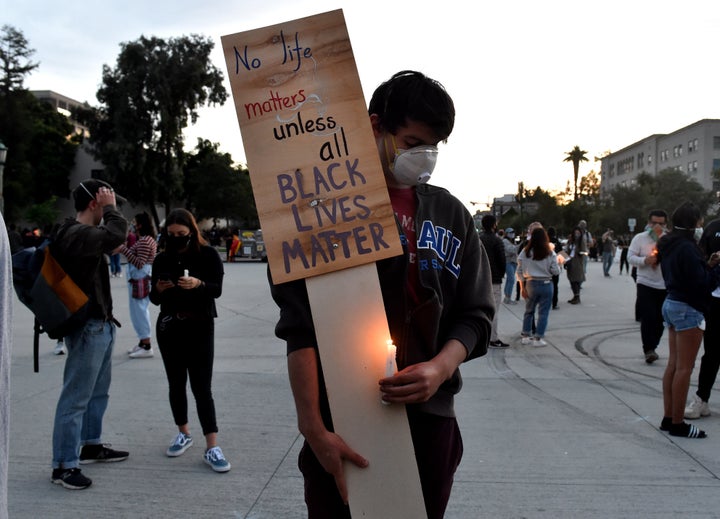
184, 139, 258, 226
0, 26, 76, 222
564, 145, 589, 201
0, 25, 38, 95
78, 34, 228, 226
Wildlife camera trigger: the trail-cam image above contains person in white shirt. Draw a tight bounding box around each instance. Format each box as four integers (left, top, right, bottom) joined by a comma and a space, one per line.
627, 210, 668, 364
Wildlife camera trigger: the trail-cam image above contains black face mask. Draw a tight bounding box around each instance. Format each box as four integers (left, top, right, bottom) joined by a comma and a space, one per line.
165, 234, 192, 252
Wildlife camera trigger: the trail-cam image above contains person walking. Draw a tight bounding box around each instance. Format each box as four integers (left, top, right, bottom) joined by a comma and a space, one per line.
685, 217, 720, 419
627, 210, 668, 364
50, 179, 129, 490
502, 228, 519, 305
618, 237, 630, 275
601, 229, 616, 277
479, 215, 508, 348
150, 208, 231, 473
120, 212, 157, 359
657, 201, 720, 438
517, 226, 560, 347
565, 226, 587, 304
547, 226, 561, 309
269, 70, 494, 519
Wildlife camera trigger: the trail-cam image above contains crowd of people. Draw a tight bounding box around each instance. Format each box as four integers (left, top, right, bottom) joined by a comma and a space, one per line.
488, 203, 720, 441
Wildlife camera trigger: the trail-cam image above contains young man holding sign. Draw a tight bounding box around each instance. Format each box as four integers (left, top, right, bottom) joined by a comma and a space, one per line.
271, 71, 494, 518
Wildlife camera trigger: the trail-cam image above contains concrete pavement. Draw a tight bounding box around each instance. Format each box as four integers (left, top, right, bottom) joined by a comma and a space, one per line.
6, 258, 720, 518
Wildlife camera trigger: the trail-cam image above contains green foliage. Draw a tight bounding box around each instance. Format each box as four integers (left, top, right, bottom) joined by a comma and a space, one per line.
0, 25, 38, 94
79, 34, 228, 226
24, 195, 60, 229
184, 139, 258, 226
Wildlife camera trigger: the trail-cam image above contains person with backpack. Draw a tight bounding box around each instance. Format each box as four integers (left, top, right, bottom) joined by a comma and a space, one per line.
50, 179, 129, 490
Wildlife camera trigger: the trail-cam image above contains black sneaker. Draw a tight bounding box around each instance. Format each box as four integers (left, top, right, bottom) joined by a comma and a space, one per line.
79, 444, 129, 464
489, 340, 510, 349
51, 468, 92, 490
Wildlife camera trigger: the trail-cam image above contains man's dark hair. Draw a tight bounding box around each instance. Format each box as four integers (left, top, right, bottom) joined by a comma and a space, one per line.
72, 179, 111, 212
481, 214, 496, 232
368, 70, 455, 141
648, 209, 668, 221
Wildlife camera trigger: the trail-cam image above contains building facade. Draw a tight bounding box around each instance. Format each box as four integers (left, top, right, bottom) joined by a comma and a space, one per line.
600, 119, 720, 196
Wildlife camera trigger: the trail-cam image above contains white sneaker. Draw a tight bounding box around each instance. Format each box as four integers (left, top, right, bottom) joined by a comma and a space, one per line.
127, 343, 144, 355
685, 395, 710, 419
53, 341, 66, 355
521, 336, 532, 345
129, 347, 154, 359
531, 338, 547, 347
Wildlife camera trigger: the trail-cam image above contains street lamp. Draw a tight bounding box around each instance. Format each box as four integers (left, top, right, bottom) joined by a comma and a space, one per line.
0, 140, 7, 215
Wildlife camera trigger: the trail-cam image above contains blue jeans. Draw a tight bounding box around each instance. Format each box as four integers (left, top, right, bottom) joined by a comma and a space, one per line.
52, 319, 115, 469
522, 280, 553, 338
602, 251, 614, 275
128, 263, 152, 340
110, 253, 121, 275
504, 263, 517, 299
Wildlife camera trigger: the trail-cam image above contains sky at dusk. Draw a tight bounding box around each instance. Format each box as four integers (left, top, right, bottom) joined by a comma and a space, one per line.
5, 0, 719, 212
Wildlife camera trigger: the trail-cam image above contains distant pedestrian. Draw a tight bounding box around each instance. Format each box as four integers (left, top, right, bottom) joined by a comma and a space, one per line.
627, 210, 668, 364
565, 226, 587, 304
657, 201, 720, 438
502, 228, 518, 305
618, 238, 630, 275
479, 214, 508, 348
601, 229, 616, 277
518, 226, 560, 347
120, 212, 157, 359
547, 226, 561, 309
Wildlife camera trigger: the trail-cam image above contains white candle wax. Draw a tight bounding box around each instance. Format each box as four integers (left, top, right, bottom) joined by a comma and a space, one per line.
385, 340, 397, 377
183, 269, 189, 278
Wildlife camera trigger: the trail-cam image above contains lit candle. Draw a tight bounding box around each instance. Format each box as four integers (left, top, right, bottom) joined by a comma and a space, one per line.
183, 269, 189, 278
385, 340, 397, 377
382, 340, 397, 406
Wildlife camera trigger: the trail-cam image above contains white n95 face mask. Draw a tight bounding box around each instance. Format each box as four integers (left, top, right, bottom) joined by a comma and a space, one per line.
390, 145, 439, 186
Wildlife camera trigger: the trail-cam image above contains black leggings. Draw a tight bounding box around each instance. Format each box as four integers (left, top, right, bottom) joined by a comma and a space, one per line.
157, 314, 218, 435
697, 297, 720, 402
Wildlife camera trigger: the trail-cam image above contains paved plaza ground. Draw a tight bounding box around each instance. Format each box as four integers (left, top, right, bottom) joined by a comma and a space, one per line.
6, 258, 720, 518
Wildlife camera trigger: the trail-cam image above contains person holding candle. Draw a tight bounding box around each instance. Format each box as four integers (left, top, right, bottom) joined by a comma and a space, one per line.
149, 208, 231, 472
270, 70, 494, 519
627, 209, 668, 364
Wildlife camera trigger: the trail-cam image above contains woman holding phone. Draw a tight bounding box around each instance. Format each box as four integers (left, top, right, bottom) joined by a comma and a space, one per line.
149, 208, 230, 472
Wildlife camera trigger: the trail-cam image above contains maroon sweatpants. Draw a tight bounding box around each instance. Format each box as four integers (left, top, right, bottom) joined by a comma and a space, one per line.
299, 409, 463, 519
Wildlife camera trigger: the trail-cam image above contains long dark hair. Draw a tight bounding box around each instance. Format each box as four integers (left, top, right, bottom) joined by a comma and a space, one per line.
524, 227, 551, 261
164, 208, 207, 252
134, 212, 157, 239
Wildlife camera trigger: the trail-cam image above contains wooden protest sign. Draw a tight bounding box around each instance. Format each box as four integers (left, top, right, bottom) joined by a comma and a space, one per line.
221, 9, 402, 285
221, 9, 426, 518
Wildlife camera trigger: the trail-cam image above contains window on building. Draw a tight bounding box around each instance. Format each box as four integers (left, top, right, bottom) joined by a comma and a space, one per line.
648, 155, 652, 165
637, 152, 644, 167
713, 136, 720, 149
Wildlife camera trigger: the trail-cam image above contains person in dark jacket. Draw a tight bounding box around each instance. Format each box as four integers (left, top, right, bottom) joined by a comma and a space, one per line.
270, 70, 494, 519
479, 214, 507, 348
150, 208, 230, 472
50, 179, 129, 490
657, 201, 720, 438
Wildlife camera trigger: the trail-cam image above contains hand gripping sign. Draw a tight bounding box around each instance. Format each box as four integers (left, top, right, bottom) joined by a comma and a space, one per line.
221, 9, 426, 518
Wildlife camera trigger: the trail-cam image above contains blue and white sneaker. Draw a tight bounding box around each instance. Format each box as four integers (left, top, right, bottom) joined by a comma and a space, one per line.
166, 432, 193, 457
203, 446, 231, 473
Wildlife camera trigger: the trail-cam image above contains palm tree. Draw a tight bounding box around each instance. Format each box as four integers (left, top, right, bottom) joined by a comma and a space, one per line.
564, 146, 589, 200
